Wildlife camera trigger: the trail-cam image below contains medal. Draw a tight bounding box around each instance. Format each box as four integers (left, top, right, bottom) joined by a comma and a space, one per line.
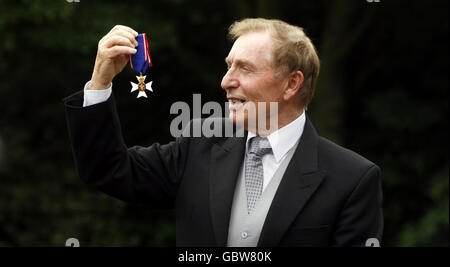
130, 33, 153, 98
131, 73, 153, 98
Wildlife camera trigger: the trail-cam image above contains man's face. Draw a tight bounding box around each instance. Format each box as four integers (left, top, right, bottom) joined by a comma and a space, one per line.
221, 31, 286, 132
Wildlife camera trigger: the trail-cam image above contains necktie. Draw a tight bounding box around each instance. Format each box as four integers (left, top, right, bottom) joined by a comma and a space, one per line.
245, 136, 272, 214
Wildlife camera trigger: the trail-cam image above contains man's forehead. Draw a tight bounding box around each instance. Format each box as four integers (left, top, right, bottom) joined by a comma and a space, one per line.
226, 32, 273, 64
225, 57, 255, 68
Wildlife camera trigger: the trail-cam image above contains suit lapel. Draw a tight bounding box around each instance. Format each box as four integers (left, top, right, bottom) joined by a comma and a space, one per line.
257, 117, 326, 247
209, 133, 247, 247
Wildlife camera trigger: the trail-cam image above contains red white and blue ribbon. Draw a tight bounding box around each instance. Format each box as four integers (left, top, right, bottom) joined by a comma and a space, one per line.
130, 33, 152, 74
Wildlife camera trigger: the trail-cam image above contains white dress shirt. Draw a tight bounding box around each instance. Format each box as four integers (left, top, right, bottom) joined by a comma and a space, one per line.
246, 112, 306, 191
83, 80, 307, 191
83, 80, 112, 107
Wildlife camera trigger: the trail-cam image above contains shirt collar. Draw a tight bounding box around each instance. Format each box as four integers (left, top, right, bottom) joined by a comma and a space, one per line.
246, 111, 306, 163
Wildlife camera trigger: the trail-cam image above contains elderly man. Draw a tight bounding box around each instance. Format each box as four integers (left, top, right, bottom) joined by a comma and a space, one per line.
64, 18, 383, 247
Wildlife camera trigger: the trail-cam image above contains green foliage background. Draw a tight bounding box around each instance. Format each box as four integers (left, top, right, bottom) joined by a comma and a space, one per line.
0, 0, 448, 246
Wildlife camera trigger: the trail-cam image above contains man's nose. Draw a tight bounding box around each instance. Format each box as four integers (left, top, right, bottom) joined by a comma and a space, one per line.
221, 68, 239, 91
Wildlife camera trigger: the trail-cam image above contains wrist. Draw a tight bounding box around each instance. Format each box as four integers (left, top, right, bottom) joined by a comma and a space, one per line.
90, 75, 111, 90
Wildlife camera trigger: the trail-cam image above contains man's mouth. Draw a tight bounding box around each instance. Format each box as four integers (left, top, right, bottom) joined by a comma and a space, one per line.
228, 96, 247, 104
228, 97, 247, 111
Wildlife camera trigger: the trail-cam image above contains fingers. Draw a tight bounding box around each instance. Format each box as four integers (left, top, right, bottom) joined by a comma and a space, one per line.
108, 25, 138, 37
100, 24, 139, 47
106, 46, 137, 58
103, 35, 135, 49
100, 31, 138, 48
98, 36, 136, 59
110, 26, 138, 45
106, 29, 139, 46
117, 29, 139, 46
97, 25, 140, 59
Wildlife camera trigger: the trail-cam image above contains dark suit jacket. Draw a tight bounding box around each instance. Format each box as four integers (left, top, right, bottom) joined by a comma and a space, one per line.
63, 90, 383, 247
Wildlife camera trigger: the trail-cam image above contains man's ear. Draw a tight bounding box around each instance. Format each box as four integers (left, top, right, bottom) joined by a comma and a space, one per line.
283, 70, 304, 101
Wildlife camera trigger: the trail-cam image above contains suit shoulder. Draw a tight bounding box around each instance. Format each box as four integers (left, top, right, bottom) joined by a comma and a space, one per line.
316, 136, 381, 198
317, 136, 378, 173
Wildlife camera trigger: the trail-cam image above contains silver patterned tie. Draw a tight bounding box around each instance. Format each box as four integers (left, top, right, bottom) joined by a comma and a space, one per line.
245, 136, 272, 214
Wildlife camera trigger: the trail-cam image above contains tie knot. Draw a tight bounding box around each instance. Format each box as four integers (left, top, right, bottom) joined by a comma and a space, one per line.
248, 136, 272, 158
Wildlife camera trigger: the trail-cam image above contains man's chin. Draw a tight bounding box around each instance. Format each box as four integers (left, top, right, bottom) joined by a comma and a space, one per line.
229, 112, 245, 127
229, 112, 259, 133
